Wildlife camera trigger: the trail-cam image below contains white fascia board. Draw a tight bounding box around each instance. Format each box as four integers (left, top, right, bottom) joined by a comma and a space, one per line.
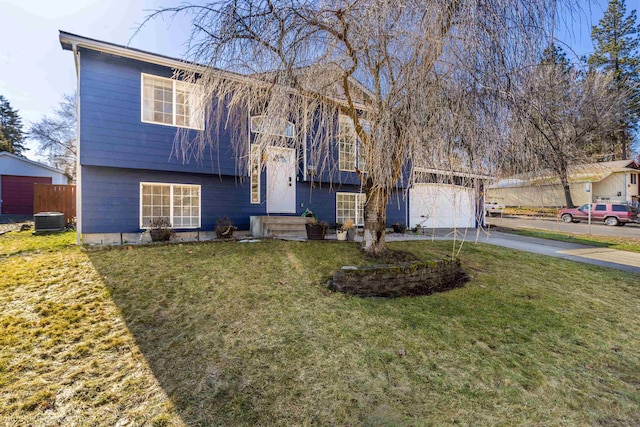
58, 31, 258, 86
414, 167, 492, 180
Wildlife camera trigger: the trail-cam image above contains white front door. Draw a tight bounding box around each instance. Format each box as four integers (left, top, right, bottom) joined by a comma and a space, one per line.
266, 147, 296, 213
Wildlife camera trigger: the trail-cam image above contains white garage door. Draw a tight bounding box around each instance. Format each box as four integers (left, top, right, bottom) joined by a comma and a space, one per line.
409, 184, 476, 229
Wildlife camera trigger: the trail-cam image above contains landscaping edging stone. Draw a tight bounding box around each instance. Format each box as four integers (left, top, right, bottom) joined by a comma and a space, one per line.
328, 258, 469, 297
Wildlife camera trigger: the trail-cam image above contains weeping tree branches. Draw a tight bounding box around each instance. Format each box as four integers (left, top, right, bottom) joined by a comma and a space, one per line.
145, 0, 580, 254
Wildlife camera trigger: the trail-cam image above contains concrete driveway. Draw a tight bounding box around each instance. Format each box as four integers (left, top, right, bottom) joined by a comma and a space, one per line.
487, 216, 640, 238
382, 228, 640, 275
475, 231, 640, 274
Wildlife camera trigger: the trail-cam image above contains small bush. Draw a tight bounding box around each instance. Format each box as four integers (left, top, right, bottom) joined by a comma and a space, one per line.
150, 217, 174, 242
215, 217, 236, 239
391, 223, 407, 233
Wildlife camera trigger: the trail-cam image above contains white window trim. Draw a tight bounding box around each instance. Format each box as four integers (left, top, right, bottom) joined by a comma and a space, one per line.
250, 115, 295, 138
336, 192, 366, 226
140, 73, 204, 130
139, 182, 202, 229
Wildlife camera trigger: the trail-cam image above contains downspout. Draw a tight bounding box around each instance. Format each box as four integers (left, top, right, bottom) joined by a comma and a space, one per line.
302, 100, 308, 181
72, 43, 82, 245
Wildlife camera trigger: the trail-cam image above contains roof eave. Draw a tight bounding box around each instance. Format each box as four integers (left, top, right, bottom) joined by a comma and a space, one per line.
59, 30, 205, 73
58, 31, 371, 111
414, 167, 492, 180
0, 152, 67, 175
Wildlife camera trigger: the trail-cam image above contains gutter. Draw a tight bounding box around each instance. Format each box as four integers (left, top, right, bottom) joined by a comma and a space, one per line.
414, 167, 493, 180
60, 31, 206, 75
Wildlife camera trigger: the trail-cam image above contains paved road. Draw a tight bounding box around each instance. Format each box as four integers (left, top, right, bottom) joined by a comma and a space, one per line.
487, 216, 640, 238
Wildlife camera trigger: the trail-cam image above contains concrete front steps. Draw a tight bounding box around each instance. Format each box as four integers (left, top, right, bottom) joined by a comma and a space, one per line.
250, 216, 315, 238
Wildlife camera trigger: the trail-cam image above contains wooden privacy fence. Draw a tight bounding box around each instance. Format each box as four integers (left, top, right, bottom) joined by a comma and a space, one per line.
34, 184, 76, 224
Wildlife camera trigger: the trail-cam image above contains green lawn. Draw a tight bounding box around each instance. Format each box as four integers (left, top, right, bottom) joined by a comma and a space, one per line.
1, 230, 639, 426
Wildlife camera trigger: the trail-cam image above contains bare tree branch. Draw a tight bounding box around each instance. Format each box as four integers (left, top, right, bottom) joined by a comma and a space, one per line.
142, 0, 588, 254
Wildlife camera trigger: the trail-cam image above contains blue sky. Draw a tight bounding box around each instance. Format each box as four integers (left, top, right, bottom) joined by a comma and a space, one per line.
0, 0, 611, 160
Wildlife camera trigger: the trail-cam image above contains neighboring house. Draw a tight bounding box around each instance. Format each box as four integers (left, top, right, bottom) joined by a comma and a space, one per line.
59, 31, 485, 244
0, 152, 69, 215
488, 160, 640, 208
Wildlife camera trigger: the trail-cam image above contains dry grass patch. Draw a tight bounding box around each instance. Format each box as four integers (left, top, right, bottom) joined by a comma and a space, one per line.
503, 207, 559, 217
0, 229, 76, 258
0, 230, 182, 426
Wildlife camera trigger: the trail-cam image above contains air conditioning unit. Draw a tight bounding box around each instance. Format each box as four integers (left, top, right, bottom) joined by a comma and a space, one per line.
34, 212, 66, 233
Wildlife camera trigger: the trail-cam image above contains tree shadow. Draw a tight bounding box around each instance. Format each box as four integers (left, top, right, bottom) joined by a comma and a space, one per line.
87, 245, 269, 426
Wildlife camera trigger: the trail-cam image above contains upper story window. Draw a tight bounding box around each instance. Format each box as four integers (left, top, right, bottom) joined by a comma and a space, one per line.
338, 114, 368, 172
142, 74, 204, 130
250, 115, 295, 138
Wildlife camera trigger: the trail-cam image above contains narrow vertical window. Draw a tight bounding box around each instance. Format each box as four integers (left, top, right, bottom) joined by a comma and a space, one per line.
250, 144, 261, 204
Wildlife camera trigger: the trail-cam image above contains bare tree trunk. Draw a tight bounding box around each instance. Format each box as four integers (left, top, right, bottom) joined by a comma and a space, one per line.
362, 183, 388, 255
619, 125, 628, 160
560, 176, 574, 208
557, 161, 574, 208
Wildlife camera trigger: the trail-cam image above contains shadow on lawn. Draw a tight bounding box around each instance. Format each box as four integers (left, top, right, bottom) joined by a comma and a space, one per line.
87, 245, 271, 426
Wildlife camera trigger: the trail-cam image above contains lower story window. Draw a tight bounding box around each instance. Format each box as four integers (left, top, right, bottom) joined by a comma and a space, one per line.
140, 182, 201, 228
336, 192, 366, 226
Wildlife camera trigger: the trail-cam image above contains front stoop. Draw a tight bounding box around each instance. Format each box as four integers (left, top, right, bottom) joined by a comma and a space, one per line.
250, 216, 315, 238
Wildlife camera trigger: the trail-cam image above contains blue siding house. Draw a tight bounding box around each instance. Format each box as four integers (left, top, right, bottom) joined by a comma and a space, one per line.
60, 31, 485, 244
59, 31, 412, 244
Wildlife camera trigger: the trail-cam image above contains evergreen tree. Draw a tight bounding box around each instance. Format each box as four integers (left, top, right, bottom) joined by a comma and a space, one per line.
588, 0, 640, 159
0, 95, 26, 155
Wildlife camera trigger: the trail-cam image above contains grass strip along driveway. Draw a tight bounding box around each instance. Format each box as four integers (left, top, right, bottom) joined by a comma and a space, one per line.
1, 230, 639, 425
495, 226, 640, 254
